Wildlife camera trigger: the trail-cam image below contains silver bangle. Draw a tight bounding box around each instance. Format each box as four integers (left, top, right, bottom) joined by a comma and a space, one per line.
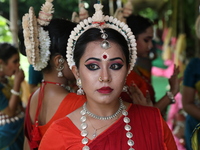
166, 91, 176, 104
10, 89, 21, 96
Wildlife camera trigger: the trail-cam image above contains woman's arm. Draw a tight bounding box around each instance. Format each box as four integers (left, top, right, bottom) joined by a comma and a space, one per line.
182, 86, 200, 120
23, 137, 31, 150
2, 69, 24, 116
154, 65, 182, 112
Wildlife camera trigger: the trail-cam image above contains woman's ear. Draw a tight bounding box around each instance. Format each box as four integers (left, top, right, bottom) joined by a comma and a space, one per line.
53, 55, 64, 67
72, 66, 79, 79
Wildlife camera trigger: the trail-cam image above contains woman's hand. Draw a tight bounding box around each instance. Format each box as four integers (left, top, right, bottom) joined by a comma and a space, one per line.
128, 83, 153, 107
14, 68, 25, 86
168, 65, 182, 96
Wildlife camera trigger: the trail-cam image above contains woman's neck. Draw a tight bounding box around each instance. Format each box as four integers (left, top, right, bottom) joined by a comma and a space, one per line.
85, 99, 122, 117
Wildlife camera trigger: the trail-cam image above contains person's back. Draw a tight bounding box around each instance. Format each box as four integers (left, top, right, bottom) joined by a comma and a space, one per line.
20, 2, 86, 149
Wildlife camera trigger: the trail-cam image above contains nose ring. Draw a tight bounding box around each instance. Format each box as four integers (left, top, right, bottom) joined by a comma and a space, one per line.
99, 77, 111, 82
99, 77, 103, 82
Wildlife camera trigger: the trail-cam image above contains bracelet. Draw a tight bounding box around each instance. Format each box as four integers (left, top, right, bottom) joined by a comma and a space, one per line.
10, 89, 21, 96
166, 91, 176, 104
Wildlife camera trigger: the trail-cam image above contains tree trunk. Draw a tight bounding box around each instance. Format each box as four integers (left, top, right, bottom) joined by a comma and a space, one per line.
10, 0, 18, 47
109, 0, 114, 15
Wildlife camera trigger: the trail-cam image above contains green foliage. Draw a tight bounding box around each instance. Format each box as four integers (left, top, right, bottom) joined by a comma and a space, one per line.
0, 16, 12, 42
0, 0, 79, 22
139, 8, 158, 21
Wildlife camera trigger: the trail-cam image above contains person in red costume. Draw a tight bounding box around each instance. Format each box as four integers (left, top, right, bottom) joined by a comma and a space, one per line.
39, 3, 177, 150
19, 1, 86, 149
122, 15, 182, 116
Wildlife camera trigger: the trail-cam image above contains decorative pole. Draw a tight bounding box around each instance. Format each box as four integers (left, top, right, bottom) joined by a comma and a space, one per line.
109, 0, 114, 16
9, 0, 18, 46
116, 0, 122, 8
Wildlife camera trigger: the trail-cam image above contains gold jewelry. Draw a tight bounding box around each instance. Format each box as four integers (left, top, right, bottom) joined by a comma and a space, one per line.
99, 77, 103, 82
98, 77, 111, 82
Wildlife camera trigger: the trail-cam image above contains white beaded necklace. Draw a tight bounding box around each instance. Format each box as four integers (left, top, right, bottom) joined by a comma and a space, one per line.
83, 99, 124, 120
80, 99, 135, 150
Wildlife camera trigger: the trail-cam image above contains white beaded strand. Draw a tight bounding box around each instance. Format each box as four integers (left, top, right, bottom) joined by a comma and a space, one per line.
122, 109, 135, 150
80, 100, 135, 150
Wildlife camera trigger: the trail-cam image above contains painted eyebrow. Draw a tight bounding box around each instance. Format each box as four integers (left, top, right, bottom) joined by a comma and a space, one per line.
85, 57, 101, 63
109, 57, 124, 62
85, 57, 124, 63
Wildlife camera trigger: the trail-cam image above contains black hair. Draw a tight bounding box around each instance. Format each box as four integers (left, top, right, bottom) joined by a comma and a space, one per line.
0, 43, 18, 63
73, 28, 129, 69
18, 18, 76, 71
126, 14, 153, 39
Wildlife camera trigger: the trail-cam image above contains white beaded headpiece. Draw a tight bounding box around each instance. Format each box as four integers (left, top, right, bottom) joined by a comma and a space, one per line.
22, 0, 54, 71
66, 3, 137, 74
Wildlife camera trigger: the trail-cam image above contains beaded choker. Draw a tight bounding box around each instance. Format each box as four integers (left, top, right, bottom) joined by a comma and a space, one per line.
42, 80, 72, 92
83, 98, 124, 120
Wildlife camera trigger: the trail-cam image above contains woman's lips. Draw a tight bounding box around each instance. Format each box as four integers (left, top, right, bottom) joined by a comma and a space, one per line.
97, 87, 113, 94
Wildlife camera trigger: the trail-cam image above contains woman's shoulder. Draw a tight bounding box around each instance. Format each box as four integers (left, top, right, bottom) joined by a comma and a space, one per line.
188, 57, 200, 65
130, 104, 160, 117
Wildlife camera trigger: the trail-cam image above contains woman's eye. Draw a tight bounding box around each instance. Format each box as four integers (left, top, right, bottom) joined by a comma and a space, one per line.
85, 64, 99, 70
110, 63, 123, 70
144, 39, 149, 43
13, 59, 19, 64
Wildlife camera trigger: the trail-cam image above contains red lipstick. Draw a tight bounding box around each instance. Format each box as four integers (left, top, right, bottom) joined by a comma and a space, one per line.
97, 87, 113, 94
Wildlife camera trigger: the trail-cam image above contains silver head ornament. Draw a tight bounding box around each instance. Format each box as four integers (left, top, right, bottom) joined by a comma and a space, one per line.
66, 3, 137, 75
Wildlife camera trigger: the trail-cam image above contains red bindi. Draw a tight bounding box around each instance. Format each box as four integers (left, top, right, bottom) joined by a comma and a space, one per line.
102, 52, 109, 61
103, 54, 107, 59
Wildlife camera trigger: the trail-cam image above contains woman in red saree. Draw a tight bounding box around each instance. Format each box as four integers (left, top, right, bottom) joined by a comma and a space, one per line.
19, 2, 86, 149
39, 3, 177, 150
121, 15, 181, 118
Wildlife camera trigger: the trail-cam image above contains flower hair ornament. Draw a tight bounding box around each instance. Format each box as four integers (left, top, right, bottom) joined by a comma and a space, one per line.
66, 2, 137, 74
22, 0, 54, 71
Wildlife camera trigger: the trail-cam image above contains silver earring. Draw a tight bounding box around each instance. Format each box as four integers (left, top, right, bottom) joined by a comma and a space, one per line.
122, 85, 128, 92
56, 57, 65, 77
0, 64, 3, 72
76, 78, 84, 95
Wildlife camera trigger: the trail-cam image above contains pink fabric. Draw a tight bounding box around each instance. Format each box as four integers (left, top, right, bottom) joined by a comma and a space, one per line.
167, 93, 186, 150
152, 61, 174, 78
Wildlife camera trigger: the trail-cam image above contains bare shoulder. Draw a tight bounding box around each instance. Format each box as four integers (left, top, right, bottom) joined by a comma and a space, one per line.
29, 88, 40, 122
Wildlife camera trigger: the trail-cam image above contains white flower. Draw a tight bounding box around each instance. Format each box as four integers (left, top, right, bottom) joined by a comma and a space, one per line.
66, 3, 137, 74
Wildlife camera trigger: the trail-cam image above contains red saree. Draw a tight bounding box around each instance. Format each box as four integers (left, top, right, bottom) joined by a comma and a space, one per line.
121, 69, 156, 104
24, 93, 86, 149
39, 104, 177, 150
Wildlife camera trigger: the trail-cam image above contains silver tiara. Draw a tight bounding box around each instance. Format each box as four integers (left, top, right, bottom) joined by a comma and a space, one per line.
66, 3, 137, 74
